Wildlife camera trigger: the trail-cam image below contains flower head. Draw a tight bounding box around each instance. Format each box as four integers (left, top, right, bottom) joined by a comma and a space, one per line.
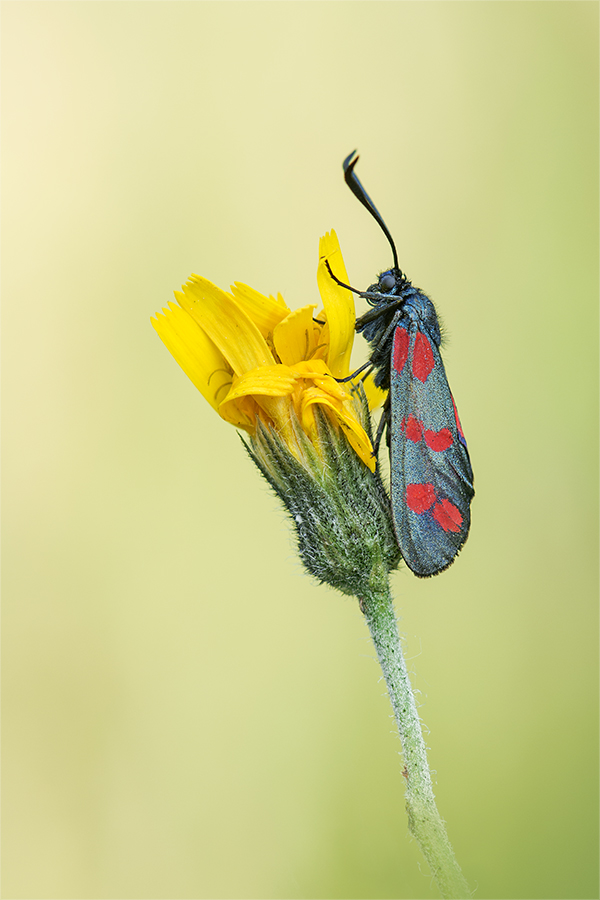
152, 231, 378, 470
152, 231, 399, 594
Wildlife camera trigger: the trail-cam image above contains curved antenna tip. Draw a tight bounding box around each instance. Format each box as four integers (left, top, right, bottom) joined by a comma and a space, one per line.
343, 150, 359, 172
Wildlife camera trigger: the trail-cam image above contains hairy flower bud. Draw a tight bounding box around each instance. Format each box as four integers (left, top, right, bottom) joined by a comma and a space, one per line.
245, 394, 400, 597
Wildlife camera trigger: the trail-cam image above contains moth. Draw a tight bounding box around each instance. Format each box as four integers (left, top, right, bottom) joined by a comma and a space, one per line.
328, 152, 474, 576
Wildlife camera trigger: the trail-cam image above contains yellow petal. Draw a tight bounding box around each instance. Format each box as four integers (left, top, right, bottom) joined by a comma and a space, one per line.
221, 365, 298, 402
221, 395, 296, 451
272, 304, 318, 366
151, 302, 232, 410
290, 358, 330, 377
230, 282, 290, 338
299, 386, 375, 472
310, 318, 331, 363
338, 417, 376, 472
176, 275, 275, 376
317, 230, 355, 378
290, 359, 347, 402
217, 364, 296, 428
218, 392, 262, 432
362, 371, 388, 411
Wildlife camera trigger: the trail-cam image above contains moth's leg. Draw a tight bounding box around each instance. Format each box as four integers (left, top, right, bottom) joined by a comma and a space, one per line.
373, 394, 391, 457
355, 301, 404, 329
368, 309, 403, 348
337, 360, 373, 384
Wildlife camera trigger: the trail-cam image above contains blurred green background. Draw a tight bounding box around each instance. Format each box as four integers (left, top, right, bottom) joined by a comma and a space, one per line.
2, 3, 598, 898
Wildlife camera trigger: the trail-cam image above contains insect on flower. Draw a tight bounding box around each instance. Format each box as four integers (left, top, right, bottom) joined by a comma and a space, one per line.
327, 152, 475, 577
151, 232, 401, 596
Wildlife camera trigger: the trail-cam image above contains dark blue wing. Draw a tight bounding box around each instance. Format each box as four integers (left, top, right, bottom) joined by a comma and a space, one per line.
389, 324, 474, 576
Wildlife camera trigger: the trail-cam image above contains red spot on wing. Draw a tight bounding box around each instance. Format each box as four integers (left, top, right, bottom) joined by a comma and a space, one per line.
424, 427, 453, 451
404, 415, 423, 442
393, 327, 410, 374
433, 499, 463, 532
412, 332, 434, 382
451, 395, 465, 438
406, 483, 436, 514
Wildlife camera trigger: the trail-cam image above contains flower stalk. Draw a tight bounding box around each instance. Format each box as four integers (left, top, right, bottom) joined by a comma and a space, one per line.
361, 576, 471, 899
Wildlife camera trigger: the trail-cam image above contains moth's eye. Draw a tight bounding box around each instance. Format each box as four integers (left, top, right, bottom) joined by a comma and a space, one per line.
380, 274, 395, 292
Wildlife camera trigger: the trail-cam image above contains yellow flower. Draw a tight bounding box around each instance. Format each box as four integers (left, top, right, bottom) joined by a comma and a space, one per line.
151, 230, 378, 472
151, 228, 400, 595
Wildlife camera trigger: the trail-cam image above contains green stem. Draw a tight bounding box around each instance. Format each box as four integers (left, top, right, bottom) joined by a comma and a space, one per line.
360, 579, 471, 900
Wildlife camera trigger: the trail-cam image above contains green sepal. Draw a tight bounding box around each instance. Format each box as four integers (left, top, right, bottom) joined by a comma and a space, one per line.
242, 389, 400, 597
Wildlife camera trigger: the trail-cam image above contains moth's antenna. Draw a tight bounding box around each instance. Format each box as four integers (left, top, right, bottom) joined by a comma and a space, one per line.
343, 151, 399, 272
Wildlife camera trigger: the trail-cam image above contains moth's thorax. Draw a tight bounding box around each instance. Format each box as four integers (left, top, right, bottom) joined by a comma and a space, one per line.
366, 268, 441, 346
356, 268, 442, 393
400, 290, 441, 347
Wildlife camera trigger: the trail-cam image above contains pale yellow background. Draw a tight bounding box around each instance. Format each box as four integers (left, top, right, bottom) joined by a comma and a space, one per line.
2, 3, 598, 899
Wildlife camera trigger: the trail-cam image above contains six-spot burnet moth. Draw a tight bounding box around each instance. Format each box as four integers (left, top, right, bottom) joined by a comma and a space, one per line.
328, 152, 474, 577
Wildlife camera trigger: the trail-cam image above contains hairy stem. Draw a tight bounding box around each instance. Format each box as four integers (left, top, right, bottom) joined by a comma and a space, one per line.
360, 580, 471, 900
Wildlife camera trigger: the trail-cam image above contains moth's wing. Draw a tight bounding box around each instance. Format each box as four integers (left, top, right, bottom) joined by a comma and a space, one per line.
389, 325, 474, 577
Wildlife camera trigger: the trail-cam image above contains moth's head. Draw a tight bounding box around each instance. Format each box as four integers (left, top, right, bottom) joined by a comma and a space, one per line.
378, 270, 397, 293
366, 268, 410, 304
